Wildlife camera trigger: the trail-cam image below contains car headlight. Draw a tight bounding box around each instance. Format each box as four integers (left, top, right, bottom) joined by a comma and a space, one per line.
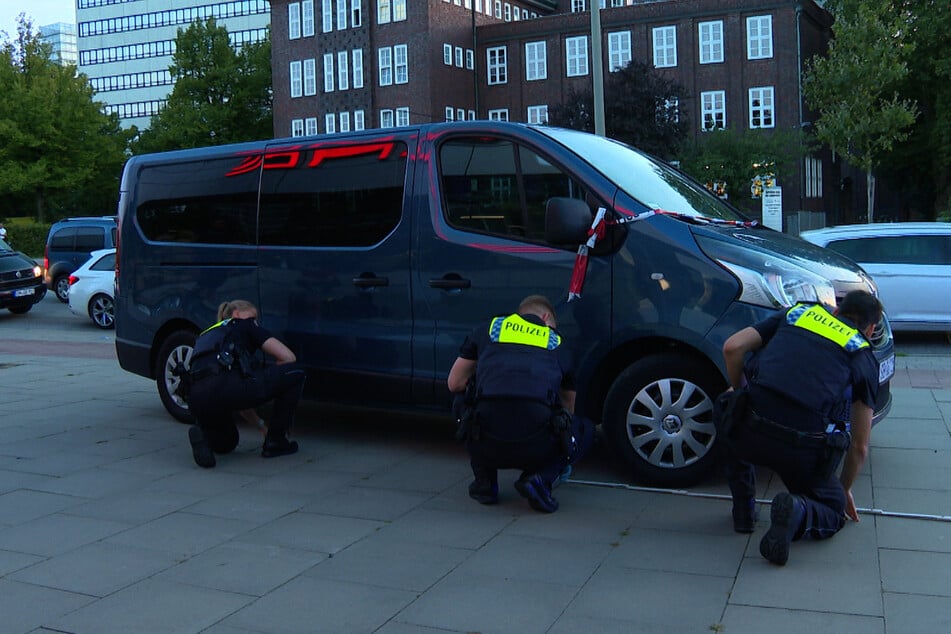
697, 235, 837, 309
32, 265, 42, 278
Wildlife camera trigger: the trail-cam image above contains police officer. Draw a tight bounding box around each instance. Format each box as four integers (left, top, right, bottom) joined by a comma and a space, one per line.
187, 300, 306, 468
718, 290, 883, 565
447, 295, 594, 513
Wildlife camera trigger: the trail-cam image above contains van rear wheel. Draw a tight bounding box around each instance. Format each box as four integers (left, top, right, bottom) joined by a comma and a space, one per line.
155, 330, 197, 423
603, 355, 723, 488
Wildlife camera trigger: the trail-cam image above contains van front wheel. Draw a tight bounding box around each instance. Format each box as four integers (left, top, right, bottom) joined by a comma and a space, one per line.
155, 330, 197, 423
603, 355, 723, 488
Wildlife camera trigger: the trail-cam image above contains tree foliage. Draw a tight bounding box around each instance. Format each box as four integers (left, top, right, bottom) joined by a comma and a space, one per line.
0, 16, 131, 221
803, 0, 918, 220
548, 59, 688, 160
134, 19, 272, 154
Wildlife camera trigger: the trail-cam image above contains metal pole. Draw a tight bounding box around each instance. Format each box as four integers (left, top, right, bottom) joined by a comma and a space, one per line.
590, 0, 605, 136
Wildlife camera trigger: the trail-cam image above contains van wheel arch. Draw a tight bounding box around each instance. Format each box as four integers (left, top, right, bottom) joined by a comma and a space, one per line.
155, 329, 198, 423
602, 353, 725, 487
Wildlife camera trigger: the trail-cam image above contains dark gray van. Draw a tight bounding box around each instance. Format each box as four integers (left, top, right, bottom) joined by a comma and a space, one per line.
114, 122, 894, 487
45, 216, 117, 302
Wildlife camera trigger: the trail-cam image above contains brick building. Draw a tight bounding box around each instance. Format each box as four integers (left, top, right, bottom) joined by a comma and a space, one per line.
270, 0, 837, 225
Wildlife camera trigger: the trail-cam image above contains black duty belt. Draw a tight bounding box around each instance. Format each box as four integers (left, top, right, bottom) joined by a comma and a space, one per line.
745, 409, 828, 448
189, 364, 223, 382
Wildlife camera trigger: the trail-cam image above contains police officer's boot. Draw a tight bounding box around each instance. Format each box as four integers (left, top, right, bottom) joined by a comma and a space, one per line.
732, 497, 757, 534
261, 432, 299, 458
514, 473, 558, 513
468, 466, 498, 505
188, 425, 216, 468
759, 492, 806, 566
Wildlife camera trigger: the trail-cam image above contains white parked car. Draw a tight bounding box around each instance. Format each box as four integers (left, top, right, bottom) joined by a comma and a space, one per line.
800, 222, 951, 333
67, 248, 116, 329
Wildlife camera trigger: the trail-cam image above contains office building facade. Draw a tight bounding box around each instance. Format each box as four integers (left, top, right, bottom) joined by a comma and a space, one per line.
40, 22, 79, 66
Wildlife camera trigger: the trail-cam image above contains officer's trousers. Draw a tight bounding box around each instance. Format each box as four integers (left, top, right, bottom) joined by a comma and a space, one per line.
189, 362, 306, 450
466, 399, 594, 486
723, 423, 846, 540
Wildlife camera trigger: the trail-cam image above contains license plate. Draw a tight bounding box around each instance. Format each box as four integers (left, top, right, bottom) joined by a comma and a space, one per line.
12, 288, 35, 298
879, 354, 895, 384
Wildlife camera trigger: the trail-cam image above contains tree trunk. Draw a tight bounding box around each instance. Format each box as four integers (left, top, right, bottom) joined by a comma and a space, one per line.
866, 168, 875, 223
34, 191, 46, 224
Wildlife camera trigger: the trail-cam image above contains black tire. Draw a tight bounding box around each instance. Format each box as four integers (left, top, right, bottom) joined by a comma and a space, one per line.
155, 330, 198, 423
7, 304, 32, 314
88, 293, 115, 329
54, 275, 70, 302
603, 354, 725, 488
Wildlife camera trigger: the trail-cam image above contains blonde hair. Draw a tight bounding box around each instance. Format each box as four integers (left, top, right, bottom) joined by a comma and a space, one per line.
217, 299, 258, 321
518, 294, 557, 327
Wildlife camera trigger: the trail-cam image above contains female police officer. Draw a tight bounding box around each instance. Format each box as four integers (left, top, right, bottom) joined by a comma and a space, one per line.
186, 299, 305, 468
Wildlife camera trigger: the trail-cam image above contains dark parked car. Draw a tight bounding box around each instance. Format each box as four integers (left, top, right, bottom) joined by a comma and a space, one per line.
44, 216, 117, 302
0, 237, 46, 314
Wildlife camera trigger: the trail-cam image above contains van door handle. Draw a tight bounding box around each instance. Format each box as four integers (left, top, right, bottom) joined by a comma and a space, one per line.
429, 275, 471, 289
353, 274, 389, 288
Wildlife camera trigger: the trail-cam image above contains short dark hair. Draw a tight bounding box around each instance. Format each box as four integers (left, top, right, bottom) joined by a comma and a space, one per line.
838, 290, 883, 331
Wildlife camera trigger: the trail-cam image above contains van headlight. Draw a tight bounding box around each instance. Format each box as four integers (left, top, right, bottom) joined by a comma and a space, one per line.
697, 236, 836, 309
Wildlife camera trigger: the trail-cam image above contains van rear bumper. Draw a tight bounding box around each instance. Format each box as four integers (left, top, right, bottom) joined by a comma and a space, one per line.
116, 337, 153, 379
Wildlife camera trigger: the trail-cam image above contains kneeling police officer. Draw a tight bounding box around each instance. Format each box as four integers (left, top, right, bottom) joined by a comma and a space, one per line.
186, 299, 305, 468
448, 295, 594, 513
717, 290, 883, 565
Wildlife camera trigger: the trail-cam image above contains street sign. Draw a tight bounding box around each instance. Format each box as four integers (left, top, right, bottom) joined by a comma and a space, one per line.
762, 186, 783, 232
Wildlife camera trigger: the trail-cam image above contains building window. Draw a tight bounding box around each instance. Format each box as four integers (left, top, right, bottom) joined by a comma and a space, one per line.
338, 51, 349, 90
340, 111, 351, 132
394, 44, 408, 84
466, 49, 474, 69
504, 3, 511, 20
527, 104, 548, 124
289, 2, 301, 39
457, 107, 465, 120
494, 0, 502, 18
487, 46, 507, 84
446, 106, 454, 121
396, 106, 410, 126
468, 109, 475, 120
394, 0, 406, 21
701, 90, 726, 131
322, 0, 333, 32
303, 0, 315, 36
337, 0, 347, 29
380, 109, 394, 128
571, 0, 586, 11
525, 41, 547, 81
488, 108, 509, 121
305, 116, 318, 135
290, 60, 302, 98
379, 47, 393, 85
303, 58, 317, 95
351, 0, 362, 26
652, 25, 676, 68
566, 36, 588, 77
353, 49, 364, 88
608, 31, 631, 72
444, 43, 452, 65
749, 86, 775, 128
699, 21, 724, 64
291, 118, 304, 136
805, 157, 822, 198
455, 46, 464, 67
355, 110, 365, 130
378, 0, 391, 24
747, 15, 773, 60
657, 97, 679, 124
323, 53, 334, 91
325, 113, 336, 133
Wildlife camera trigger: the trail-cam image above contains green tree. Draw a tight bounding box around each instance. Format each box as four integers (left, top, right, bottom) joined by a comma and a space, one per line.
548, 59, 688, 160
134, 19, 272, 154
0, 16, 130, 222
678, 128, 803, 215
803, 0, 918, 222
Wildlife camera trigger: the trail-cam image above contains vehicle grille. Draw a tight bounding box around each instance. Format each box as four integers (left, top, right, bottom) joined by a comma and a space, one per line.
0, 268, 39, 290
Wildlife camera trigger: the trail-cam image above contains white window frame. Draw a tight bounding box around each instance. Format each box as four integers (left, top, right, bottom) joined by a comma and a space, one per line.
396, 106, 410, 126
466, 49, 474, 70
291, 118, 304, 136
747, 15, 773, 60
468, 109, 475, 120
303, 58, 317, 95
355, 110, 365, 130
652, 25, 676, 68
322, 0, 333, 32
445, 106, 454, 121
323, 53, 334, 92
525, 41, 547, 81
494, 0, 502, 18
455, 46, 464, 68
378, 0, 391, 24
701, 90, 726, 131
444, 43, 452, 65
353, 49, 364, 88
699, 20, 724, 64
527, 104, 548, 124
338, 51, 349, 90
289, 2, 301, 39
305, 116, 318, 135
340, 111, 351, 132
504, 3, 511, 20
351, 0, 362, 27
325, 113, 336, 133
487, 46, 507, 84
571, 0, 586, 11
749, 86, 775, 129
394, 0, 407, 21
394, 44, 408, 84
303, 0, 316, 36
337, 0, 347, 29
457, 107, 465, 120
380, 108, 394, 127
608, 31, 631, 72
488, 108, 509, 121
805, 157, 823, 198
290, 60, 303, 98
566, 36, 588, 77
379, 47, 393, 85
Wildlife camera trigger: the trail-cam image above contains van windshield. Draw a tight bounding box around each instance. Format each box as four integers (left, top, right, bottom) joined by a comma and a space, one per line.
538, 127, 747, 222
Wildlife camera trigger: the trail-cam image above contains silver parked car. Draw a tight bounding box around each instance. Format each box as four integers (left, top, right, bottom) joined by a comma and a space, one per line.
800, 222, 951, 333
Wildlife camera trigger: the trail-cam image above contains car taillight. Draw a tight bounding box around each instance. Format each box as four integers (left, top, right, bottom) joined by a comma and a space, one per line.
68, 275, 79, 285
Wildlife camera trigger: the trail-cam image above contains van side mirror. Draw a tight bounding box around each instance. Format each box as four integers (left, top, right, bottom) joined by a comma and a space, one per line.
545, 197, 593, 245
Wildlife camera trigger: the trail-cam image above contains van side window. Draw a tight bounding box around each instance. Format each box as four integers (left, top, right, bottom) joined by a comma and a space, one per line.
50, 227, 77, 249
75, 227, 105, 252
136, 158, 258, 245
440, 137, 588, 243
259, 141, 407, 247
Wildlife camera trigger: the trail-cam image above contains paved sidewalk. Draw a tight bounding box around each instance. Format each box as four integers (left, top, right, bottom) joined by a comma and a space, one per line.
0, 343, 949, 633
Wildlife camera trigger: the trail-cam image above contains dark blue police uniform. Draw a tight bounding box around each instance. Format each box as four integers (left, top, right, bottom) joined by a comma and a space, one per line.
188, 317, 305, 457
722, 303, 879, 539
457, 312, 594, 512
